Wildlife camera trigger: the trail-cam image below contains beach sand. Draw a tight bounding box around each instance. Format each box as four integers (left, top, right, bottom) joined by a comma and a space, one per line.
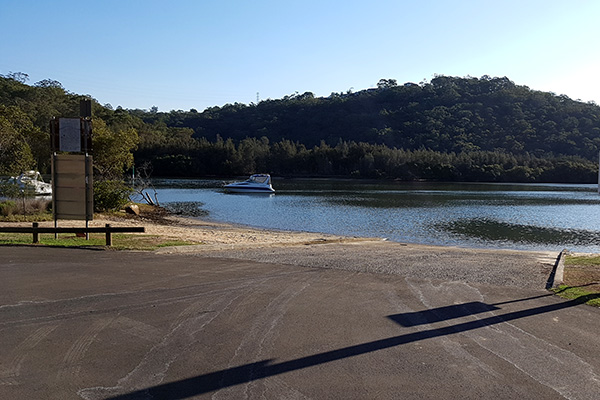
2, 210, 561, 290
5, 212, 363, 250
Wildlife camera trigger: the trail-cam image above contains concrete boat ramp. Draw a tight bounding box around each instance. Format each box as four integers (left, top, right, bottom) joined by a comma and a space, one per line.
1, 244, 599, 399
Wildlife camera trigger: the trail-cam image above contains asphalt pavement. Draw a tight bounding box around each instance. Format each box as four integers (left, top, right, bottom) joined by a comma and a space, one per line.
1, 245, 600, 400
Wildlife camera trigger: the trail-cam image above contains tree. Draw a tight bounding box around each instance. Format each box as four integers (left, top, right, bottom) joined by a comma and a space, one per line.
90, 118, 139, 211
0, 105, 50, 172
34, 79, 63, 89
2, 72, 29, 83
92, 118, 139, 180
0, 105, 38, 175
377, 79, 398, 89
0, 116, 34, 175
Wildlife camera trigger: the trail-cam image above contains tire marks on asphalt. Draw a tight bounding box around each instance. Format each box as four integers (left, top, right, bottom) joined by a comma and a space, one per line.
409, 280, 600, 400
57, 318, 115, 383
78, 276, 268, 400
211, 272, 320, 400
0, 324, 58, 386
111, 316, 163, 343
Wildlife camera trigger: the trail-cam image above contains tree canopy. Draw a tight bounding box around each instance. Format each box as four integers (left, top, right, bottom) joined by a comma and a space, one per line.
1, 73, 599, 183
141, 75, 600, 159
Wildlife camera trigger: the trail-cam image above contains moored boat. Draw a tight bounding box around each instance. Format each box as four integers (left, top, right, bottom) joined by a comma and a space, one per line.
10, 171, 52, 195
224, 174, 275, 193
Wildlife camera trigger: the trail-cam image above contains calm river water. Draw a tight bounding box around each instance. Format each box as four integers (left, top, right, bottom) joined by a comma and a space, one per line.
149, 179, 600, 253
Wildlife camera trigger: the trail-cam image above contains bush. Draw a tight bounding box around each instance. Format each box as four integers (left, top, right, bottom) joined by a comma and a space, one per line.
0, 181, 22, 198
94, 180, 133, 211
26, 197, 51, 214
0, 200, 17, 216
0, 198, 51, 218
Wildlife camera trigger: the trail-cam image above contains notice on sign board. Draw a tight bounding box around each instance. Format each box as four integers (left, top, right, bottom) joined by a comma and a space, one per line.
52, 154, 93, 221
59, 118, 81, 152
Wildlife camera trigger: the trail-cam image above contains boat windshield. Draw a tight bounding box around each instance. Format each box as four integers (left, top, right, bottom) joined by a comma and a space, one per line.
19, 171, 44, 182
249, 175, 269, 184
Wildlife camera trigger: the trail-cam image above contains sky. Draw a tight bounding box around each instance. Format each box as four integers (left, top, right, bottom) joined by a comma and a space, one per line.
2, 0, 600, 112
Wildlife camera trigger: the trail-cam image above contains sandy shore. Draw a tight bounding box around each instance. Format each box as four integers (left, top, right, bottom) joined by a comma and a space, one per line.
3, 213, 369, 250
1, 212, 557, 259
121, 214, 374, 249
138, 215, 560, 289
2, 213, 562, 289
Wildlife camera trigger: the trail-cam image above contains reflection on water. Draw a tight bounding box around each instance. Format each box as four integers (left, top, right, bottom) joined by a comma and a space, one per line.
150, 179, 600, 252
163, 201, 209, 217
437, 218, 600, 248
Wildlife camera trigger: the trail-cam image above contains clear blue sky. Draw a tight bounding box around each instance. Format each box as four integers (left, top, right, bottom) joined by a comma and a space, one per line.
2, 0, 599, 112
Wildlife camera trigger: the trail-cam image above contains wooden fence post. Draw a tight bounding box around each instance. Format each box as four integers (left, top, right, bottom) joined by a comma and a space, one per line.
32, 222, 39, 244
105, 224, 112, 246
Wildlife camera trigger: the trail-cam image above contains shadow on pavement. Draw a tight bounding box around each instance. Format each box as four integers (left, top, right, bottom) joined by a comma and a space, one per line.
107, 292, 599, 400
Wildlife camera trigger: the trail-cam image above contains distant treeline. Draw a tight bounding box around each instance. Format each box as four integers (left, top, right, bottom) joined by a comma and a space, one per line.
1, 72, 599, 183
136, 136, 596, 183
134, 75, 600, 158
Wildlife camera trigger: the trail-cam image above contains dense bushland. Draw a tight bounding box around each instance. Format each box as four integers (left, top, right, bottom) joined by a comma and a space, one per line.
1, 72, 599, 183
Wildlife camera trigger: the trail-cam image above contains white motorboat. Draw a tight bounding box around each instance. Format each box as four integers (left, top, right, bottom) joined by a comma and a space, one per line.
224, 174, 275, 193
10, 170, 52, 195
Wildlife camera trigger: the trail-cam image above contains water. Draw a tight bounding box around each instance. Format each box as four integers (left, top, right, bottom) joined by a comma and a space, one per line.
148, 178, 600, 253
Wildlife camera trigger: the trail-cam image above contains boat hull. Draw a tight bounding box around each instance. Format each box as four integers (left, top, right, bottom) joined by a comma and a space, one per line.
224, 186, 275, 193
223, 174, 275, 194
10, 171, 52, 195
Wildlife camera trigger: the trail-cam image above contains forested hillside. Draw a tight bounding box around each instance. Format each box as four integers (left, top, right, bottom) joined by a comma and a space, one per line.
1, 73, 599, 182
142, 76, 600, 158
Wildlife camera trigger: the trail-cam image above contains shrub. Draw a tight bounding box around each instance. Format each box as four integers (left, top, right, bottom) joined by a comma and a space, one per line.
0, 200, 17, 216
94, 180, 133, 211
0, 198, 51, 217
0, 181, 22, 198
28, 197, 51, 214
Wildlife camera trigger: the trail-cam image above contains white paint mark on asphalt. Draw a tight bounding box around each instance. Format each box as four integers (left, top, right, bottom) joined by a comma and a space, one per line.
212, 273, 317, 400
409, 280, 600, 400
78, 281, 258, 400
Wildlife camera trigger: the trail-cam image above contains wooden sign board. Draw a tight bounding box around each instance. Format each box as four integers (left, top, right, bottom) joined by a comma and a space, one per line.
50, 118, 93, 153
59, 118, 82, 152
52, 154, 93, 220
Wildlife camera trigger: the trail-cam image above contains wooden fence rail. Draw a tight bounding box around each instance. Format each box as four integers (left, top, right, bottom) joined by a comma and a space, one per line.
0, 223, 145, 246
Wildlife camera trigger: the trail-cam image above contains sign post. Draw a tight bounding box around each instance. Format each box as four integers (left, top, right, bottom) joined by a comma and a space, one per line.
50, 100, 94, 238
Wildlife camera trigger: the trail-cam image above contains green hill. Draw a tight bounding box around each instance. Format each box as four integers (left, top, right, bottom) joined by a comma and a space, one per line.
1, 73, 599, 182
143, 75, 600, 158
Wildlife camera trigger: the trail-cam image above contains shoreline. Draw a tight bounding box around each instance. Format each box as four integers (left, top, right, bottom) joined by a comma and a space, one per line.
0, 212, 564, 259
0, 213, 370, 250
0, 212, 565, 290
129, 213, 562, 261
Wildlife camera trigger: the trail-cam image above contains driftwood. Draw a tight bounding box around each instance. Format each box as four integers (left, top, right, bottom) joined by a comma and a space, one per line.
131, 162, 160, 206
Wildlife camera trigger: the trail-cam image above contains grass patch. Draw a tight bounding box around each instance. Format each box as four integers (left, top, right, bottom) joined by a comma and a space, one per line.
0, 232, 199, 251
0, 232, 32, 244
551, 285, 600, 307
565, 255, 600, 266
552, 254, 600, 307
0, 213, 53, 222
0, 204, 202, 250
